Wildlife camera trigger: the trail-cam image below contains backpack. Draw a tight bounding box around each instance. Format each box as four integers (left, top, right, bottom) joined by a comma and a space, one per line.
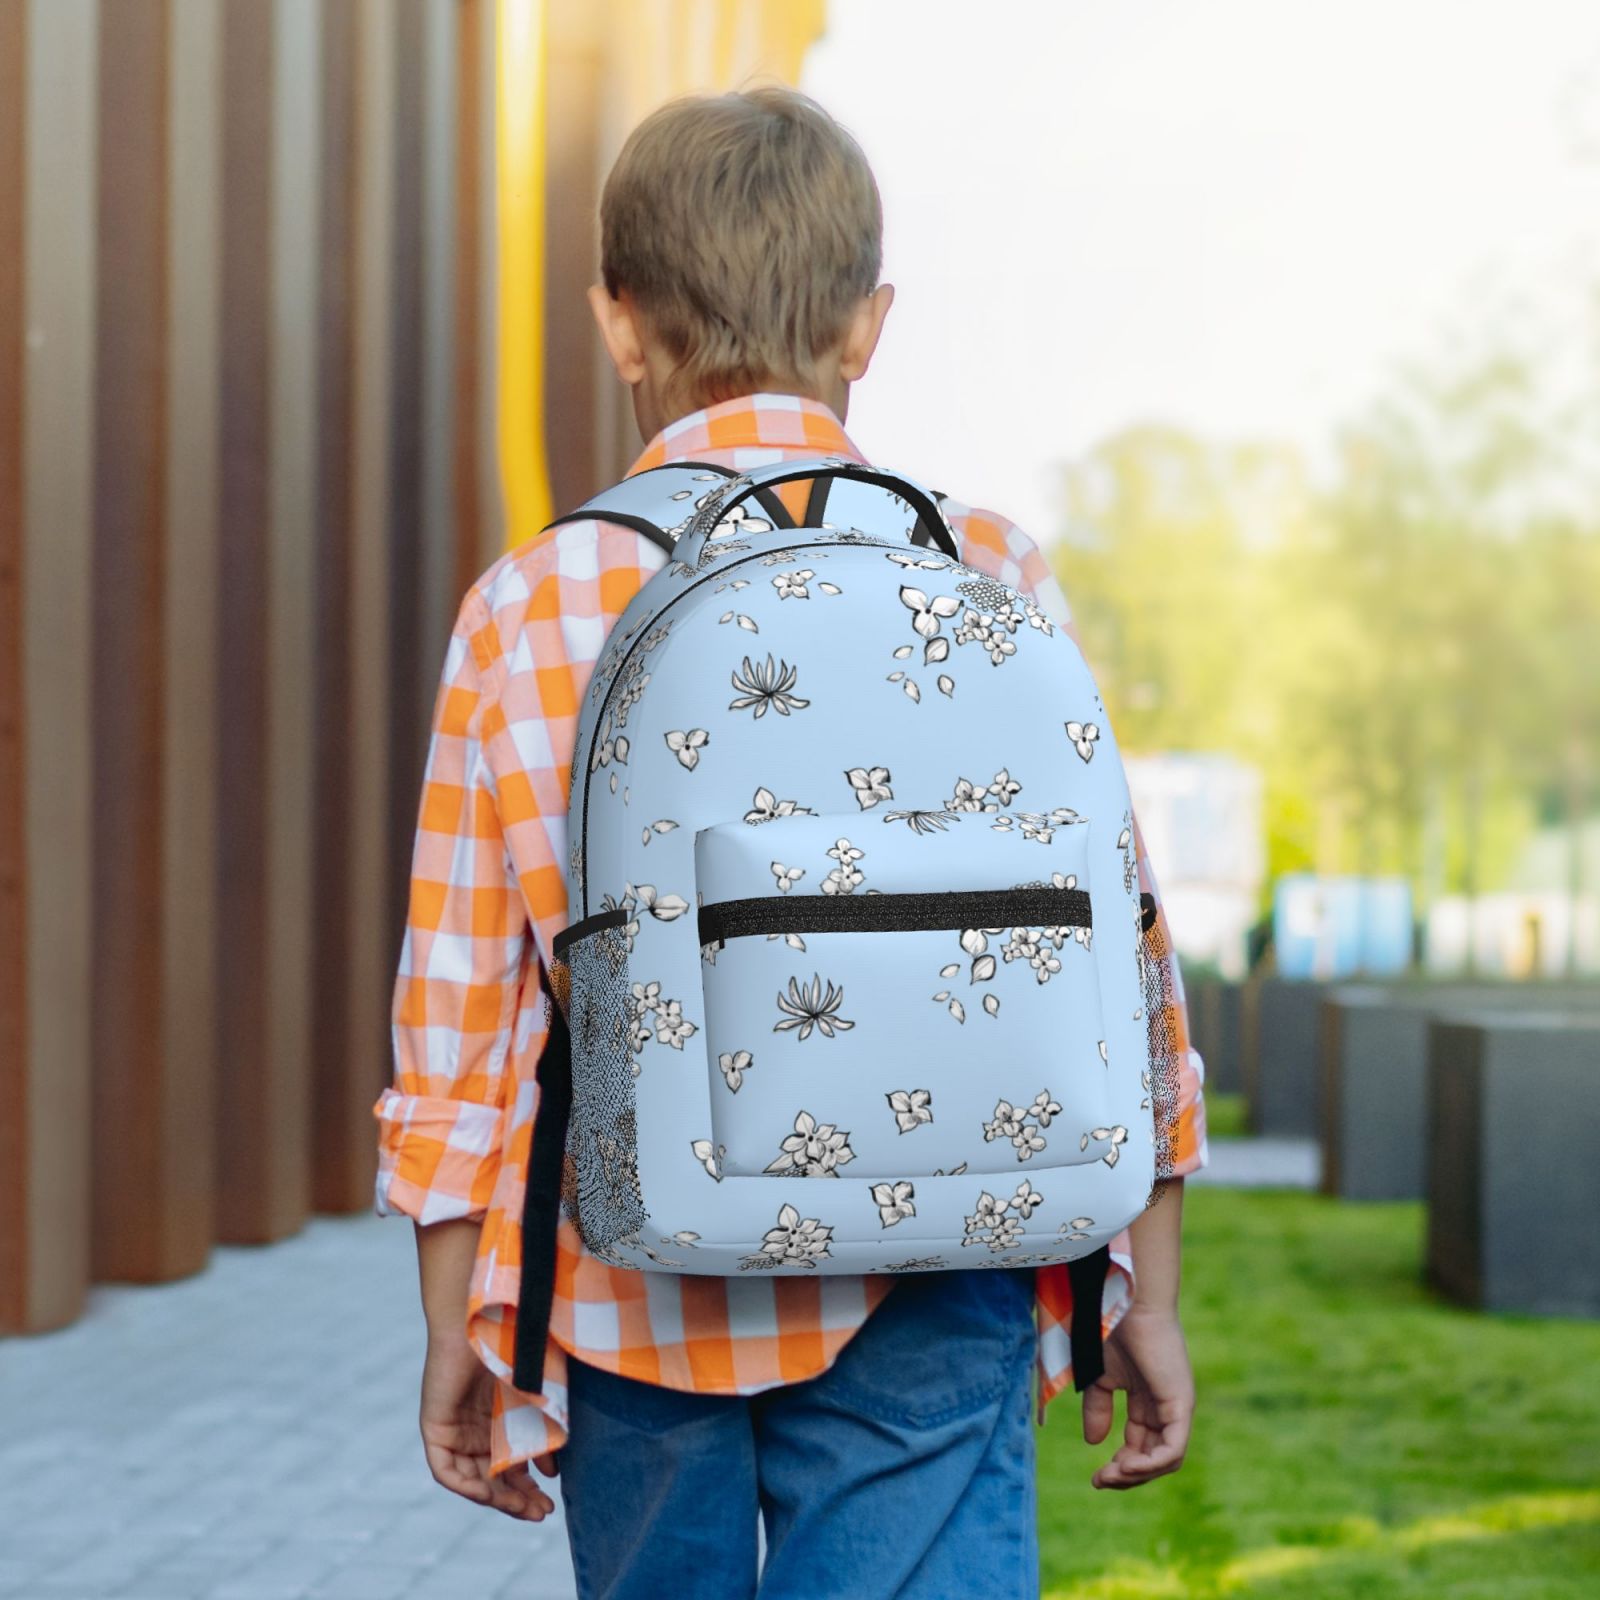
513, 455, 1161, 1397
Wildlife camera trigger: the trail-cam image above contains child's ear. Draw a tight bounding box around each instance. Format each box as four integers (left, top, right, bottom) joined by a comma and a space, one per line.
588, 282, 648, 386
839, 282, 895, 383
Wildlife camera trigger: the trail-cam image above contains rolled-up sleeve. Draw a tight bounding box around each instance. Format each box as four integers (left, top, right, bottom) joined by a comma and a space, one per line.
373, 588, 529, 1224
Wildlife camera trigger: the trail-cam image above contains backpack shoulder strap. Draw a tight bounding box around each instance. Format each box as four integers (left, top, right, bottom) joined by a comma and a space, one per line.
539, 460, 743, 558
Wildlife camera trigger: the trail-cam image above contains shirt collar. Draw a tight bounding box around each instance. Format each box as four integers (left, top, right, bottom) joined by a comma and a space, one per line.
624, 390, 870, 477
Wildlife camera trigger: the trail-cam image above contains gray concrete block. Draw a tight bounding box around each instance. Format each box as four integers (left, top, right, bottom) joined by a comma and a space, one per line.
1245, 977, 1334, 1138
1426, 1011, 1600, 1317
1189, 978, 1244, 1096
1321, 982, 1600, 1201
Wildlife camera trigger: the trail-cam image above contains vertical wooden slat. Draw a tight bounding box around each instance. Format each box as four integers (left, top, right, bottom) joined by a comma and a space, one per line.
346, 0, 397, 1214
216, 0, 293, 1244
544, 0, 605, 511
419, 0, 458, 660
0, 0, 31, 1332
387, 0, 428, 960
158, 0, 223, 1274
264, 0, 320, 1237
12, 0, 98, 1330
453, 0, 503, 591
90, 0, 172, 1283
309, 0, 363, 1214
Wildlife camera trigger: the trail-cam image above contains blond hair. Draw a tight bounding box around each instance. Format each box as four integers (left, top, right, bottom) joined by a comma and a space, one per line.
599, 84, 883, 414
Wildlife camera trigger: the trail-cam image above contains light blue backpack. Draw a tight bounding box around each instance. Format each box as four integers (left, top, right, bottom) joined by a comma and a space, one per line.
514, 456, 1161, 1395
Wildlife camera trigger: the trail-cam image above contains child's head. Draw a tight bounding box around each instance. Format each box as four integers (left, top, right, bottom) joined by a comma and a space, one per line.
588, 84, 894, 439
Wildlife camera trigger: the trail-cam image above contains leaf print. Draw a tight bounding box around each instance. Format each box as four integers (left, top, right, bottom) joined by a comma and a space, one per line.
844, 766, 894, 810
902, 677, 922, 703
1065, 719, 1100, 762
663, 1232, 702, 1248
923, 635, 950, 665
740, 1203, 834, 1270
891, 644, 913, 660
718, 1050, 754, 1092
948, 997, 966, 1023
774, 974, 855, 1040
745, 786, 814, 825
971, 954, 997, 983
764, 1110, 856, 1176
883, 807, 960, 834
640, 818, 678, 847
730, 654, 810, 718
871, 1181, 917, 1227
937, 675, 955, 697
886, 550, 951, 572
630, 883, 690, 922
887, 1088, 934, 1134
983, 993, 1001, 1017
665, 727, 709, 769
899, 585, 962, 639
817, 581, 842, 595
717, 610, 760, 633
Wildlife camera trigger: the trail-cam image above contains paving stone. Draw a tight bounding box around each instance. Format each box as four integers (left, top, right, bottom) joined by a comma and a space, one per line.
0, 1214, 577, 1600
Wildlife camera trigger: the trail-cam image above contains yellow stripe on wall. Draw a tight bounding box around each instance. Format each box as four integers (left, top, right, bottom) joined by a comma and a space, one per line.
494, 0, 553, 545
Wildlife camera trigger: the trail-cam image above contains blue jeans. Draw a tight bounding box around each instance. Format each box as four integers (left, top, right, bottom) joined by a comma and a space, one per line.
557, 1266, 1039, 1599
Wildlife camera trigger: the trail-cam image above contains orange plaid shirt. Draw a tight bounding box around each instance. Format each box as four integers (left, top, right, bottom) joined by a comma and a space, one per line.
374, 391, 1209, 1476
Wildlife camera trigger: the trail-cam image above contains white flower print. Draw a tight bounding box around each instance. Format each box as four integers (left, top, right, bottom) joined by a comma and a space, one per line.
1030, 1090, 1063, 1128
887, 1088, 934, 1134
871, 1181, 917, 1228
1066, 719, 1100, 762
1002, 927, 1063, 984
963, 1179, 1045, 1252
597, 892, 642, 952
771, 568, 813, 599
774, 974, 855, 1040
628, 882, 690, 923
844, 766, 894, 810
653, 998, 697, 1050
718, 1050, 754, 1092
745, 786, 815, 825
729, 653, 810, 718
957, 606, 1021, 665
664, 727, 709, 769
1079, 1125, 1131, 1167
885, 550, 950, 572
821, 837, 865, 895
946, 769, 1022, 815
690, 1138, 726, 1180
629, 979, 698, 1060
764, 1110, 856, 1176
899, 584, 961, 640
771, 861, 805, 892
741, 1203, 834, 1270
874, 1256, 948, 1273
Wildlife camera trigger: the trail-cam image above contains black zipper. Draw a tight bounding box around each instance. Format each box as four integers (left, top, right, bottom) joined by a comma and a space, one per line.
579, 535, 906, 915
698, 885, 1092, 947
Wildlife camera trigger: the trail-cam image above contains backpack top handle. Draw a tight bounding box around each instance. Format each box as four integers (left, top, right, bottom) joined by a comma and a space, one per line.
672, 456, 960, 568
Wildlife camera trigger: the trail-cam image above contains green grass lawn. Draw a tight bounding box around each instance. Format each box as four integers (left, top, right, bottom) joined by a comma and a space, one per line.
1036, 1184, 1600, 1598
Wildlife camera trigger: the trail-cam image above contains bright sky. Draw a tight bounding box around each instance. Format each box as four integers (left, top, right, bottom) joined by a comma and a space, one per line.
801, 0, 1600, 541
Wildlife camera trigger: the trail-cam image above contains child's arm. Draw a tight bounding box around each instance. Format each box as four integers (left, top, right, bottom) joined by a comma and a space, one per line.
372, 585, 557, 1519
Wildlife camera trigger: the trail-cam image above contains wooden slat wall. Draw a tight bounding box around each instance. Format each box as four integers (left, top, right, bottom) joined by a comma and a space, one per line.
0, 0, 500, 1331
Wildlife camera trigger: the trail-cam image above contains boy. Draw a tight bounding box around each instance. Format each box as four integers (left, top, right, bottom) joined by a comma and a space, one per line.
375, 85, 1207, 1599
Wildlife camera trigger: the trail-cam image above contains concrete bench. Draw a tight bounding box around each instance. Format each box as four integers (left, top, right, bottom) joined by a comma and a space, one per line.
1425, 1010, 1600, 1317
1320, 983, 1600, 1201
1188, 976, 1243, 1096
1243, 976, 1335, 1138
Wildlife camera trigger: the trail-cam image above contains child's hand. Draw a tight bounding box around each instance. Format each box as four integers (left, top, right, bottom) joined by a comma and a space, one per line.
1082, 1302, 1195, 1489
419, 1330, 559, 1520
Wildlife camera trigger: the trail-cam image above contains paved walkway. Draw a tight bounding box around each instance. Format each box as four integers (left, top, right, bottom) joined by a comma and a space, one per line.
0, 1214, 577, 1600
0, 1136, 1319, 1600
1189, 1135, 1321, 1189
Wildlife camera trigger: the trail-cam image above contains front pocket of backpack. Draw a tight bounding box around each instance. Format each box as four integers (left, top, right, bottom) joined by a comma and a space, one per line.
694, 812, 1114, 1181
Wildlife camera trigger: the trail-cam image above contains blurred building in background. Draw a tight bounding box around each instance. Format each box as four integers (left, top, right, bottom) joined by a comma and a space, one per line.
0, 0, 821, 1335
